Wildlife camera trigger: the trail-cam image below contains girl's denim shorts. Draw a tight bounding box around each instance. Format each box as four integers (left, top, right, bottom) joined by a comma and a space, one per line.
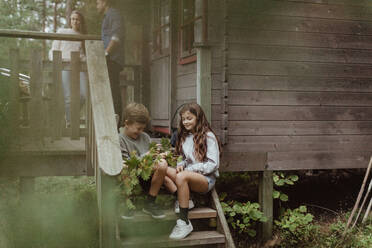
204, 174, 216, 192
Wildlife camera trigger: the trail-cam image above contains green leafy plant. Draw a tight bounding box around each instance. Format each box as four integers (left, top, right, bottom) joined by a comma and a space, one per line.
220, 193, 267, 237
275, 205, 318, 246
273, 172, 298, 202
117, 138, 182, 209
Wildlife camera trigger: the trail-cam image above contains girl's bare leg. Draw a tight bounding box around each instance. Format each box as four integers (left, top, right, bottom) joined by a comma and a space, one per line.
176, 171, 208, 208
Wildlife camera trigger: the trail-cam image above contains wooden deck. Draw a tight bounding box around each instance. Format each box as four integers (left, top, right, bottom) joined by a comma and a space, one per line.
1, 137, 86, 176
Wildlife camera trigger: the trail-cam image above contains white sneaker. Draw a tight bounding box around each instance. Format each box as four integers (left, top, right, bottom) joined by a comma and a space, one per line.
174, 200, 195, 213
169, 219, 193, 240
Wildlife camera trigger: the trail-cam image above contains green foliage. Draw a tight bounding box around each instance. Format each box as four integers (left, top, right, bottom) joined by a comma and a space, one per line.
1, 176, 98, 248
275, 205, 319, 247
220, 192, 267, 237
273, 172, 298, 202
118, 138, 182, 209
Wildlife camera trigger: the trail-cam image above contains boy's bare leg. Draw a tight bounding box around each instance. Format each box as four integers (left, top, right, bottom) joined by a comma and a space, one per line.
149, 159, 167, 196
176, 171, 208, 208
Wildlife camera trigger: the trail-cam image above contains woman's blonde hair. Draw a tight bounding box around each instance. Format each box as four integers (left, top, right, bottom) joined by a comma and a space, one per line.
124, 103, 150, 125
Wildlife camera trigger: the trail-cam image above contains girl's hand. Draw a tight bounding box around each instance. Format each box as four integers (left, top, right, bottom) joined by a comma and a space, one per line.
176, 165, 184, 173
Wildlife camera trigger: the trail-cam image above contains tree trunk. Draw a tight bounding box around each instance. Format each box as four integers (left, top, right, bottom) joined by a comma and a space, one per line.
65, 0, 73, 27
42, 0, 46, 59
53, 1, 58, 33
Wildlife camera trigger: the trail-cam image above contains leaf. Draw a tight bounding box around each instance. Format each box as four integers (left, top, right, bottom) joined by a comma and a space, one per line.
273, 174, 279, 182
247, 229, 256, 237
276, 179, 285, 186
288, 174, 299, 182
273, 190, 280, 199
279, 193, 289, 202
299, 205, 307, 213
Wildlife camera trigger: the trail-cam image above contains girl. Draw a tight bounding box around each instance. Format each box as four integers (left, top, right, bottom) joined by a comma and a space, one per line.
165, 103, 221, 240
49, 10, 87, 127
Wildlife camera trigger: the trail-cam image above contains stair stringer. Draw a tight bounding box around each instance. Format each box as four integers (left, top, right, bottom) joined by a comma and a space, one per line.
211, 188, 236, 248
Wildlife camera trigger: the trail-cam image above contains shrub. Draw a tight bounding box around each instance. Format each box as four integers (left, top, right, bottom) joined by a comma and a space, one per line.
220, 192, 267, 237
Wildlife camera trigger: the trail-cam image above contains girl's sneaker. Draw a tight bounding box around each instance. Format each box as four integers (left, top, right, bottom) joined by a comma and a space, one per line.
174, 199, 195, 213
169, 219, 193, 239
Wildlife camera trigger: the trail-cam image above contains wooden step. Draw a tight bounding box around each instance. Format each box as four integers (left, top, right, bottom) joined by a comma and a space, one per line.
120, 230, 225, 248
120, 207, 217, 222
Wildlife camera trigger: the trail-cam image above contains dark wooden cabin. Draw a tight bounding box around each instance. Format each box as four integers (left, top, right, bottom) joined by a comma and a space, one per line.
120, 0, 372, 172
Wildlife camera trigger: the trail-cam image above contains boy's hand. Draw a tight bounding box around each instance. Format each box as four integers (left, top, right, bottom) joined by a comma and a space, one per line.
159, 151, 169, 159
123, 162, 128, 168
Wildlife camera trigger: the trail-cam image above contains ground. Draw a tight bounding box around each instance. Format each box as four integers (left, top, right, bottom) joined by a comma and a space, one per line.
0, 170, 370, 248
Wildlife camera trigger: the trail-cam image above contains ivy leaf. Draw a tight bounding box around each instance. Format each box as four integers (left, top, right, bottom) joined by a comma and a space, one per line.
276, 179, 285, 186
288, 175, 299, 182
299, 205, 307, 213
273, 190, 280, 199
247, 229, 256, 237
279, 193, 289, 202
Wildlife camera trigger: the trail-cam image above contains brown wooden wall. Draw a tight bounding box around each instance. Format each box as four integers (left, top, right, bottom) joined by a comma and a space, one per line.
176, 62, 197, 108
211, 0, 372, 171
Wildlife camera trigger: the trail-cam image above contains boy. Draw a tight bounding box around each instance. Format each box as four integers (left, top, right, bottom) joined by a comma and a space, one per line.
119, 103, 167, 219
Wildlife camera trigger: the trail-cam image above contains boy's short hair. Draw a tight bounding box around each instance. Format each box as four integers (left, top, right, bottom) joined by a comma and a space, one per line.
124, 103, 150, 125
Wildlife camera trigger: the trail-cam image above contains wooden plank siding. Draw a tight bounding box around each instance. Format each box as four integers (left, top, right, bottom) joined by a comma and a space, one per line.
210, 0, 372, 171
176, 62, 197, 108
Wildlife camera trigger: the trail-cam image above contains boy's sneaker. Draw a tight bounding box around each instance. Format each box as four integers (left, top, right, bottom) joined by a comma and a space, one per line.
142, 202, 166, 219
169, 219, 193, 239
121, 208, 134, 220
174, 200, 195, 213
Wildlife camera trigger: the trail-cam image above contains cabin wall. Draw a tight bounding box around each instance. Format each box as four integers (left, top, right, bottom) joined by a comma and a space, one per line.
176, 62, 197, 108
211, 0, 372, 170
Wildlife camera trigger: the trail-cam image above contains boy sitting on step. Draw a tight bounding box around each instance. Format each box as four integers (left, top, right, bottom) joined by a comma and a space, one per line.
119, 102, 167, 219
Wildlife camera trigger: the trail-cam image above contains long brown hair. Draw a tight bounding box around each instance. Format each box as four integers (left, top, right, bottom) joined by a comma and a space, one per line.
175, 103, 221, 162
69, 10, 87, 54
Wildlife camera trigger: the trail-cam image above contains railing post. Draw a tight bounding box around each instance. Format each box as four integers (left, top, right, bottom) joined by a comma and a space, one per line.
70, 51, 81, 139
9, 48, 20, 127
29, 48, 44, 140
85, 40, 123, 248
259, 170, 273, 242
52, 50, 64, 140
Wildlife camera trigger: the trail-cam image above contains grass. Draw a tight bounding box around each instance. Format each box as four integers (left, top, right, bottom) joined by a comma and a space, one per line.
0, 176, 98, 248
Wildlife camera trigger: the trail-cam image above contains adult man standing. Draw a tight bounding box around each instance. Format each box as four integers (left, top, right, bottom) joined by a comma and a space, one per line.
96, 0, 125, 125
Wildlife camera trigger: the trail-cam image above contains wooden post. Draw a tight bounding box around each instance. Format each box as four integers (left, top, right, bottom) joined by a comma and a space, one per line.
9, 48, 20, 127
259, 170, 273, 241
85, 40, 123, 248
52, 50, 64, 140
169, 0, 178, 129
97, 168, 117, 248
70, 51, 81, 139
196, 45, 212, 122
29, 49, 44, 140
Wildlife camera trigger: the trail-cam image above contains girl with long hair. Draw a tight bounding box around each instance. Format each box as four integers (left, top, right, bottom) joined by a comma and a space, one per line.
165, 102, 221, 239
49, 10, 87, 127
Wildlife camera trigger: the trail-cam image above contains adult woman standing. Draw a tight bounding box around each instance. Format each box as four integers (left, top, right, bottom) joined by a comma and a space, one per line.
49, 10, 87, 127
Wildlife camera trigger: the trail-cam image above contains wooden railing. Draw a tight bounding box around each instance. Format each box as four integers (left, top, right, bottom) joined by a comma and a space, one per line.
2, 30, 122, 247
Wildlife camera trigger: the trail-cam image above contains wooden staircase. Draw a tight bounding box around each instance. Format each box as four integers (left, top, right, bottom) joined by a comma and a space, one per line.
117, 189, 235, 248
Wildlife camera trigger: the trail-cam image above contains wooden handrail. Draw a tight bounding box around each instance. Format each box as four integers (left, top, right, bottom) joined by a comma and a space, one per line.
85, 40, 122, 176
0, 29, 100, 41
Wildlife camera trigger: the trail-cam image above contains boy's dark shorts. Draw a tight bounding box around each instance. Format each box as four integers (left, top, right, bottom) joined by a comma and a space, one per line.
139, 176, 152, 193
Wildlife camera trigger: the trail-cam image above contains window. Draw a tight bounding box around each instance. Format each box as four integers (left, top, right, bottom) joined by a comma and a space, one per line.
179, 0, 207, 64
153, 0, 170, 56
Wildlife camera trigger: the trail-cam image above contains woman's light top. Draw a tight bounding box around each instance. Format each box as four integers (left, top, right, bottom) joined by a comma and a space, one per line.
49, 28, 85, 61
